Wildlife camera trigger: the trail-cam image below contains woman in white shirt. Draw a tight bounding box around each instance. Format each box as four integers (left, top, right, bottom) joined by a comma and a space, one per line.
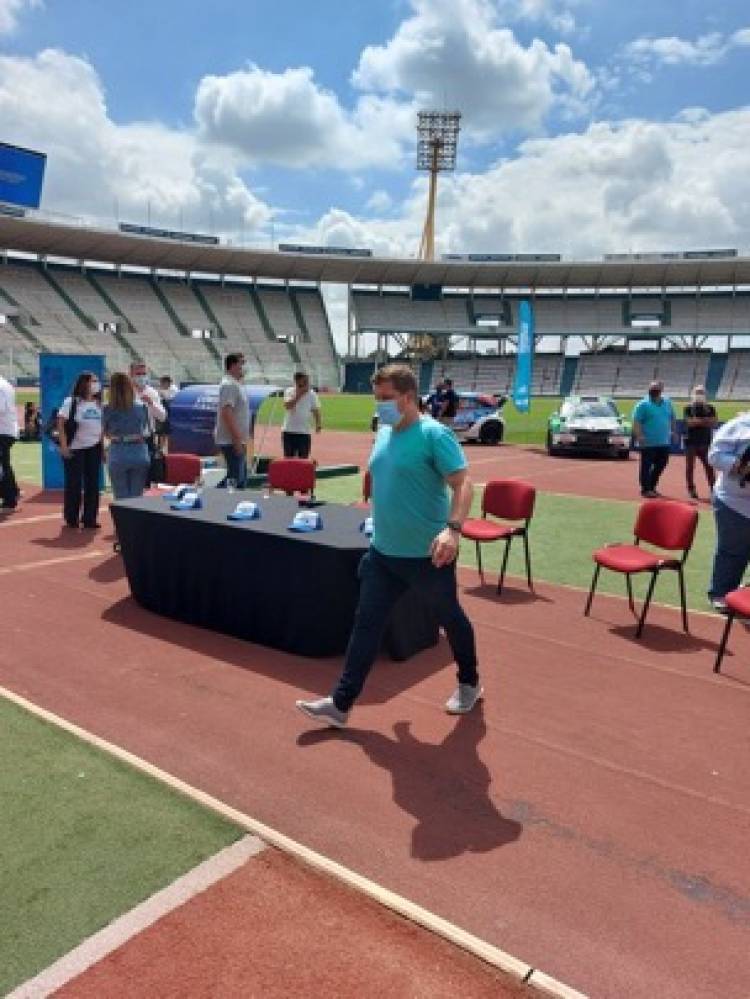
57, 371, 103, 529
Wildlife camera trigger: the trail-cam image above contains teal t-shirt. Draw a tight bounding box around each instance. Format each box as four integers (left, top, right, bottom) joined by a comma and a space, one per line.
369, 417, 467, 558
632, 396, 675, 447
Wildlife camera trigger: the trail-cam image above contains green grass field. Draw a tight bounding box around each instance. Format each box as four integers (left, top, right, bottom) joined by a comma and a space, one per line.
0, 698, 242, 994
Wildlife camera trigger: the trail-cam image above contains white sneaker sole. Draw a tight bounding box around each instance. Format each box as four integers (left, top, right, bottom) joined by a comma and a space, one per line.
295, 700, 348, 729
445, 687, 484, 715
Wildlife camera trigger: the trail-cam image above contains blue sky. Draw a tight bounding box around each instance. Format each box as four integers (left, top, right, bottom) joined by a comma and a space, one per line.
0, 0, 749, 262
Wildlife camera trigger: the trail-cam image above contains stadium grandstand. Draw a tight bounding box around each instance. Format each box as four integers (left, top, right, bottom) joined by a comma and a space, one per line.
2, 211, 750, 400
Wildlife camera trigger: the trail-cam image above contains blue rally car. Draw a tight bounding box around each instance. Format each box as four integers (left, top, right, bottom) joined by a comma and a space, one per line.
371, 391, 506, 445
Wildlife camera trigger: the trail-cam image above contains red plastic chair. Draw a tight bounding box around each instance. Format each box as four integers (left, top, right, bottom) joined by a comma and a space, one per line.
461, 479, 536, 594
584, 499, 698, 638
267, 458, 316, 496
714, 587, 750, 674
164, 453, 201, 486
351, 470, 372, 510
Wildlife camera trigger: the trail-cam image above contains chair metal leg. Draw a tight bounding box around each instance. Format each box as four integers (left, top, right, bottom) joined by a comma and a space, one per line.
678, 567, 689, 633
523, 531, 533, 591
476, 541, 484, 582
625, 574, 635, 615
584, 563, 601, 616
497, 537, 512, 594
636, 570, 659, 638
714, 613, 734, 673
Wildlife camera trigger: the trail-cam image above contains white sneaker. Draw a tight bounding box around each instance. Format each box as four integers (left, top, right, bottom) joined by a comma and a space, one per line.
445, 683, 484, 715
295, 696, 349, 728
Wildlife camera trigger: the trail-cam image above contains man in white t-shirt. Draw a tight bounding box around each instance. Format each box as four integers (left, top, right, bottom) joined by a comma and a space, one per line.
282, 372, 321, 459
0, 374, 20, 510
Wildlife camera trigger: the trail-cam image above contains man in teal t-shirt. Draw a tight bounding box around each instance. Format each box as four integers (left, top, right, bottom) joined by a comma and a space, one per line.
632, 380, 676, 498
297, 364, 481, 728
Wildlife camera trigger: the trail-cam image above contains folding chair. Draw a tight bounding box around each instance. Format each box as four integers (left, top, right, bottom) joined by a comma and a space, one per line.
461, 479, 536, 594
267, 458, 316, 496
584, 499, 698, 638
714, 586, 750, 673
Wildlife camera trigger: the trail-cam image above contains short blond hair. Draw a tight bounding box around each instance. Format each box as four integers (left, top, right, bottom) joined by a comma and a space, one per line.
371, 363, 417, 397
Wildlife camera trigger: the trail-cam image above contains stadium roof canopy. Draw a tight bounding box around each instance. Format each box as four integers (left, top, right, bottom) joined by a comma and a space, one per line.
2, 215, 750, 290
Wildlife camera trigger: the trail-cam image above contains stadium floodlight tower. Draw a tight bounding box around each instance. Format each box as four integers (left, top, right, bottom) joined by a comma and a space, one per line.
416, 110, 460, 262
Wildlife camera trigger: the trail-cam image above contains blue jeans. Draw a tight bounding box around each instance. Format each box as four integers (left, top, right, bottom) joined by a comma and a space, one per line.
709, 498, 750, 600
332, 547, 479, 712
219, 445, 247, 488
109, 461, 149, 500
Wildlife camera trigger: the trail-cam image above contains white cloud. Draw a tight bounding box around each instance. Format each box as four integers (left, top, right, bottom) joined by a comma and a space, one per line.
0, 49, 271, 236
291, 107, 750, 266
352, 0, 594, 138
194, 64, 414, 170
0, 0, 39, 35
497, 0, 582, 35
365, 190, 393, 213
625, 27, 750, 70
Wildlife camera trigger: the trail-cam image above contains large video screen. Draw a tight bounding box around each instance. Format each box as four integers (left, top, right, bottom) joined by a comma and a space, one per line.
0, 142, 47, 208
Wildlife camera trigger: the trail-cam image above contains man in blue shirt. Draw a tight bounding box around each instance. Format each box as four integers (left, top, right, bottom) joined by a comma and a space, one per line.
632, 380, 677, 498
297, 364, 481, 728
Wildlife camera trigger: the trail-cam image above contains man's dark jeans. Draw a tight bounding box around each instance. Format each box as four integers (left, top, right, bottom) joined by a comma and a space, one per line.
639, 446, 670, 494
0, 435, 19, 507
709, 497, 750, 600
219, 445, 247, 488
685, 445, 715, 493
332, 547, 479, 712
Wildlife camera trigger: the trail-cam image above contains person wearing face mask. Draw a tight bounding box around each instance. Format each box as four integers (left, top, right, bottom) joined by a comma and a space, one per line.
214, 353, 250, 488
57, 371, 103, 529
129, 362, 166, 476
683, 385, 717, 500
297, 363, 481, 729
632, 380, 677, 499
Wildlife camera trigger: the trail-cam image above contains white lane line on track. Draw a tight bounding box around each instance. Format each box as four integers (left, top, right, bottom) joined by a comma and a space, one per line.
8, 835, 265, 999
0, 513, 62, 528
0, 551, 105, 575
0, 686, 587, 999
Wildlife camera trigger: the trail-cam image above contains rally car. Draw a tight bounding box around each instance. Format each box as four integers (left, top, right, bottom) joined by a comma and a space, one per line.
371, 391, 506, 445
547, 395, 632, 458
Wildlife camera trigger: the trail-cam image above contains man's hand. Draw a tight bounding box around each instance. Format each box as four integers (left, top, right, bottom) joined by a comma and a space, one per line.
430, 527, 459, 568
232, 439, 245, 457
60, 445, 71, 460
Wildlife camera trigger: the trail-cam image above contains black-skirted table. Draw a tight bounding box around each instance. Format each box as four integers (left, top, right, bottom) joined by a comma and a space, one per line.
111, 491, 439, 659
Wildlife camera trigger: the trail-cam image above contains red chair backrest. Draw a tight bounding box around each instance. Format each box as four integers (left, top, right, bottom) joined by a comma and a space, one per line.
363, 470, 372, 502
634, 499, 698, 552
268, 458, 316, 494
482, 479, 536, 521
164, 453, 201, 486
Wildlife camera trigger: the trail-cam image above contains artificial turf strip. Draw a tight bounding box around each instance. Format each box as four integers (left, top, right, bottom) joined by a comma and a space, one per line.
0, 697, 243, 995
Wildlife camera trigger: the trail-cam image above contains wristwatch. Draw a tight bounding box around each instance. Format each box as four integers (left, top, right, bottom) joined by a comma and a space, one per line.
446, 519, 462, 534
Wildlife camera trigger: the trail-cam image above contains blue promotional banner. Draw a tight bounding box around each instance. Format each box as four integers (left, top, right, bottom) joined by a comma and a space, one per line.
40, 354, 105, 489
512, 299, 535, 413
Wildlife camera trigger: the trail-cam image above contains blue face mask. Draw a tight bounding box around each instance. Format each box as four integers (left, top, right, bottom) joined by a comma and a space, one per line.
377, 400, 401, 427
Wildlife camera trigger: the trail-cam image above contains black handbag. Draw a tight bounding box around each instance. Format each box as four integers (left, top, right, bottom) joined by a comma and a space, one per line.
149, 445, 166, 484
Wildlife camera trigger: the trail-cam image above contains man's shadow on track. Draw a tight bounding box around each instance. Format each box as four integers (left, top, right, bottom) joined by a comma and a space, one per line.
297, 703, 522, 861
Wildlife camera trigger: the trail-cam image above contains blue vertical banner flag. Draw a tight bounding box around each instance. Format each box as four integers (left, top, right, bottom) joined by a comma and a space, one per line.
512, 299, 535, 413
40, 353, 105, 489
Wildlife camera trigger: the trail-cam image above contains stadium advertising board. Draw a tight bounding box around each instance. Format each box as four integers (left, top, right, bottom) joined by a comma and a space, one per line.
118, 223, 219, 245
604, 249, 737, 261
441, 253, 561, 262
0, 142, 46, 209
278, 243, 372, 257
